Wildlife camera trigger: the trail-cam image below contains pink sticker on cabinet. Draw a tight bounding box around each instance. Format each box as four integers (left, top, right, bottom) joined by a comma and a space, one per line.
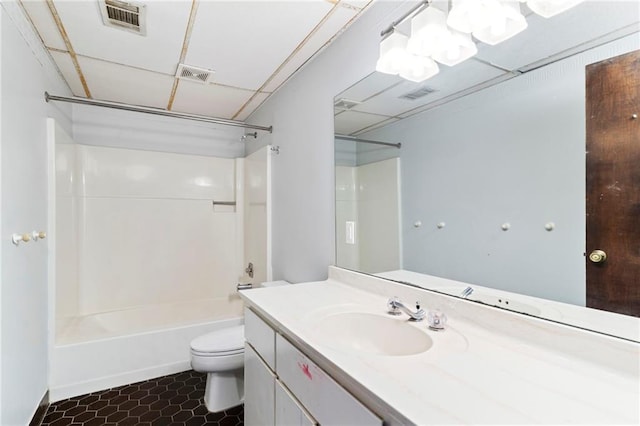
298, 362, 312, 380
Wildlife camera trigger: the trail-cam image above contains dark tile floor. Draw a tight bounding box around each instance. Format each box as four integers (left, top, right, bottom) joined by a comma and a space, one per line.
40, 370, 243, 426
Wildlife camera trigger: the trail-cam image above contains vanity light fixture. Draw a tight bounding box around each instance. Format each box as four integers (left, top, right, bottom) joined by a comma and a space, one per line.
376, 0, 584, 83
472, 1, 528, 46
431, 29, 478, 66
407, 7, 451, 57
376, 29, 440, 82
408, 7, 478, 67
376, 31, 411, 75
447, 0, 503, 34
524, 0, 585, 18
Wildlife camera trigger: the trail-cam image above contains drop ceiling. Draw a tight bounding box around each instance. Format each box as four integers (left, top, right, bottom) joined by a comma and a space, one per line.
334, 0, 639, 136
20, 0, 373, 121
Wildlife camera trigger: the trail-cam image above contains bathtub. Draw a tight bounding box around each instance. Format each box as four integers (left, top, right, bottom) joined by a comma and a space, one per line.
50, 297, 244, 402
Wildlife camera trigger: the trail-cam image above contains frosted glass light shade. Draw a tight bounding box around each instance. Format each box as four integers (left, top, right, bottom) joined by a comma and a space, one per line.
399, 55, 440, 82
526, 0, 584, 18
431, 30, 477, 66
473, 1, 528, 45
376, 31, 410, 75
447, 0, 503, 33
407, 7, 451, 57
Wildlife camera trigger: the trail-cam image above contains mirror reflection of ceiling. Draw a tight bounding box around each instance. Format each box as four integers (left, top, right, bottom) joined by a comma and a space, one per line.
334, 1, 639, 136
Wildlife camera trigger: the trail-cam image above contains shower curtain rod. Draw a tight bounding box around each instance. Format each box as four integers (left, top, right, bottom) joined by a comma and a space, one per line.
44, 92, 273, 133
335, 134, 401, 149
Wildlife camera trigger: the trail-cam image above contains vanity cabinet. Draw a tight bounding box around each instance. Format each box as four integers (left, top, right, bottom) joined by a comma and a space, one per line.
244, 343, 275, 425
244, 308, 382, 426
275, 379, 315, 426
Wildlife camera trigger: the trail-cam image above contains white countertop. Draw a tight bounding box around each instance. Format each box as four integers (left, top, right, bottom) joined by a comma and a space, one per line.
240, 269, 640, 425
376, 269, 640, 342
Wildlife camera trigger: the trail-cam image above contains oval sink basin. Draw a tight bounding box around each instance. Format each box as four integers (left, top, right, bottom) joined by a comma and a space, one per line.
311, 312, 433, 356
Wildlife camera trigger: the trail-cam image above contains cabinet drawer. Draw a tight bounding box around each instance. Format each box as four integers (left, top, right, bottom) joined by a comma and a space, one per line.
276, 379, 317, 426
244, 343, 275, 426
245, 308, 276, 370
276, 334, 382, 426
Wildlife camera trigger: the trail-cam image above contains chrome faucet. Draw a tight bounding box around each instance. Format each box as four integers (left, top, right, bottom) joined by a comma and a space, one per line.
460, 286, 474, 299
387, 297, 426, 321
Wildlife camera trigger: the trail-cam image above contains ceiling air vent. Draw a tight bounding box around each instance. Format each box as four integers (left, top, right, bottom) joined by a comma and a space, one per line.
175, 64, 215, 84
100, 0, 146, 36
334, 98, 361, 110
399, 86, 437, 101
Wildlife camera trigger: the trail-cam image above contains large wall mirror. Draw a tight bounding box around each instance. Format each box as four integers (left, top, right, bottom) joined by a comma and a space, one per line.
334, 0, 639, 341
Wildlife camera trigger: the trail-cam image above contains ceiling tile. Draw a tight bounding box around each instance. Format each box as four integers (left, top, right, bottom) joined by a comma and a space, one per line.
53, 0, 191, 74
339, 0, 372, 10
78, 56, 174, 108
353, 117, 399, 136
352, 59, 505, 117
185, 1, 333, 90
233, 92, 271, 121
397, 72, 518, 119
336, 71, 404, 103
475, 1, 640, 71
21, 0, 67, 51
262, 4, 359, 92
49, 50, 85, 96
171, 81, 256, 119
334, 110, 393, 135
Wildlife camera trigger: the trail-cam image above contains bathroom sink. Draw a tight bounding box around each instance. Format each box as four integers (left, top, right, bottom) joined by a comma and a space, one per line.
310, 312, 433, 356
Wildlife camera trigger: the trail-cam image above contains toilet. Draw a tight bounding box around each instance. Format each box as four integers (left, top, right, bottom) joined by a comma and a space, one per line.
190, 324, 245, 412
190, 280, 290, 412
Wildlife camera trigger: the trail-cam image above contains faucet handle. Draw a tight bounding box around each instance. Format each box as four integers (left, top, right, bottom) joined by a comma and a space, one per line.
427, 310, 447, 331
387, 297, 401, 316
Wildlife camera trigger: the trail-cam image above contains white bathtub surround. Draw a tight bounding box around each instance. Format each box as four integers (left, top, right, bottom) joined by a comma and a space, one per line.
50, 141, 266, 400
57, 145, 240, 316
51, 316, 242, 402
55, 297, 244, 346
240, 267, 639, 425
335, 158, 402, 273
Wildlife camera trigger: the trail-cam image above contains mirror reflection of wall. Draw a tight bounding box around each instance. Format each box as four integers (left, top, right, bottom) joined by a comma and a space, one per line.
335, 138, 401, 274
334, 0, 639, 339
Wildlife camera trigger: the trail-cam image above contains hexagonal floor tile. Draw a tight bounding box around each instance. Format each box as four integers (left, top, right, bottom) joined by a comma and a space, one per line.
40, 370, 244, 425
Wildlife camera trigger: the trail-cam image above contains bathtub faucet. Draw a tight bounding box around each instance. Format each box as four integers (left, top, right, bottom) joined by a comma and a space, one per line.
387, 297, 426, 321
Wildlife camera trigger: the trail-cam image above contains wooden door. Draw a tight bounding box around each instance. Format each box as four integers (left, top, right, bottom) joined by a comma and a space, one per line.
586, 49, 640, 317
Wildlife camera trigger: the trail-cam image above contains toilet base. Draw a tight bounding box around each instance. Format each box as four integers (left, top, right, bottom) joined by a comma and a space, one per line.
203, 368, 244, 413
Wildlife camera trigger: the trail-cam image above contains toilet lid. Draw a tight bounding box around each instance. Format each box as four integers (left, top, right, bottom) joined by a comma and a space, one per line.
190, 325, 244, 355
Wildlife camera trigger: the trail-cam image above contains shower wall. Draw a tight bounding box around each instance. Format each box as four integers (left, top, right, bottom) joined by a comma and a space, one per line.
56, 143, 241, 319
335, 158, 401, 273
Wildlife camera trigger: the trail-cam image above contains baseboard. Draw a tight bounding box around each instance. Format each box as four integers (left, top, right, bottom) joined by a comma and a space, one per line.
49, 361, 191, 402
29, 391, 49, 426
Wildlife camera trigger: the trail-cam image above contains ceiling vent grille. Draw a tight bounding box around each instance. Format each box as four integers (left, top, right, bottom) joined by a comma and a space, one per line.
399, 86, 437, 101
100, 0, 146, 35
175, 64, 215, 84
334, 98, 361, 110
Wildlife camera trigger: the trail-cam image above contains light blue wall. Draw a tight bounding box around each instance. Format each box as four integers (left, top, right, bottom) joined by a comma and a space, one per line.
246, 2, 417, 283
362, 35, 639, 305
1, 3, 72, 424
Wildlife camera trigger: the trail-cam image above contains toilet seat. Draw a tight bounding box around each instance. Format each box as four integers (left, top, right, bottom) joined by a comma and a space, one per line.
191, 347, 244, 357
190, 325, 244, 356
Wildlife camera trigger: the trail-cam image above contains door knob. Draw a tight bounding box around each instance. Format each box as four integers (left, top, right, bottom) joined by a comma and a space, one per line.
589, 249, 607, 263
